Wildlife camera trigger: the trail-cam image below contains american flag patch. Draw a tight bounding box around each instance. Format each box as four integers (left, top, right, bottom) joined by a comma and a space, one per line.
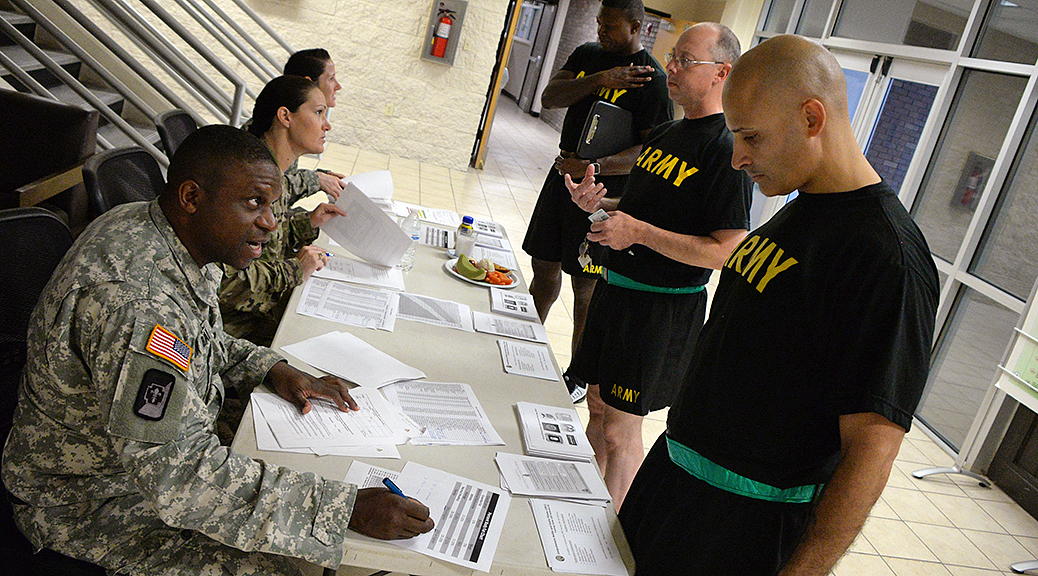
145, 324, 192, 372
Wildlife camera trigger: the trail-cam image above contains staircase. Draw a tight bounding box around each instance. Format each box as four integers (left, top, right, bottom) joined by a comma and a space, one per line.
0, 7, 161, 152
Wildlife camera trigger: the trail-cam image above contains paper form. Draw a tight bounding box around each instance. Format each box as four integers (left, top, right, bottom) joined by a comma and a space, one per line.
490, 288, 540, 322
251, 390, 416, 448
393, 201, 461, 228
393, 462, 511, 573
323, 183, 412, 267
516, 402, 595, 462
498, 340, 560, 382
474, 311, 548, 343
344, 461, 401, 488
471, 218, 503, 238
396, 293, 474, 332
529, 499, 629, 575
471, 245, 518, 270
296, 277, 398, 331
382, 381, 504, 446
313, 256, 406, 291
280, 331, 425, 388
475, 234, 511, 251
340, 170, 393, 202
495, 453, 610, 502
254, 401, 400, 458
420, 224, 455, 248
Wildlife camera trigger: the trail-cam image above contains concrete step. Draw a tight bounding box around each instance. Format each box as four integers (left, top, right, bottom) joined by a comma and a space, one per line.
98, 120, 160, 149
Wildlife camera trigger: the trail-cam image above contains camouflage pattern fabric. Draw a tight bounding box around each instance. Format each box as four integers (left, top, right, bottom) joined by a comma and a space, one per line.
2, 201, 356, 574
284, 159, 323, 206
219, 171, 320, 345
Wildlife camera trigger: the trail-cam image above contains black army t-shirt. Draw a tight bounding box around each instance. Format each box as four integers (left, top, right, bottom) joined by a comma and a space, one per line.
604, 114, 752, 288
557, 43, 672, 154
667, 182, 939, 489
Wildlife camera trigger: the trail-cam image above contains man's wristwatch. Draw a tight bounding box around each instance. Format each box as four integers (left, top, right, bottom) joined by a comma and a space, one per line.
591, 162, 601, 175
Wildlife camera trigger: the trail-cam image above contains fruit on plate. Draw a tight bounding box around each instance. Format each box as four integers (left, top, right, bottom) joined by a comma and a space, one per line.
455, 254, 487, 281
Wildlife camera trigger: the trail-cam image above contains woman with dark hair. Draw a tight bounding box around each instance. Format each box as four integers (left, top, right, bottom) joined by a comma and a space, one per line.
219, 75, 345, 348
282, 48, 345, 199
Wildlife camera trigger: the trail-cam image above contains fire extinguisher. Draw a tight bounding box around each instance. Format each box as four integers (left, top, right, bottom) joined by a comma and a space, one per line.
431, 9, 455, 58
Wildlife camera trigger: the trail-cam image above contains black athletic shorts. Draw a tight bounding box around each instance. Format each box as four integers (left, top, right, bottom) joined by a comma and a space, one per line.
620, 435, 816, 576
522, 170, 627, 278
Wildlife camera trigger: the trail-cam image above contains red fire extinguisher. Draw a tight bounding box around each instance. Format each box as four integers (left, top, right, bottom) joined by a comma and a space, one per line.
431, 9, 455, 58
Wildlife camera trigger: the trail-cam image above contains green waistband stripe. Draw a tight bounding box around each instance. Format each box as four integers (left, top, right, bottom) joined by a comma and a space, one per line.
603, 269, 706, 294
666, 436, 822, 504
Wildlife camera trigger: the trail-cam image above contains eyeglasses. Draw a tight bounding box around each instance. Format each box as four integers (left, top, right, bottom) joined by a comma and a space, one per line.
664, 51, 723, 69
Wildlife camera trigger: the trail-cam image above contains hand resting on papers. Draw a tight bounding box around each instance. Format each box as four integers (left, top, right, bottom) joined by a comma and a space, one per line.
349, 487, 435, 539
263, 360, 358, 414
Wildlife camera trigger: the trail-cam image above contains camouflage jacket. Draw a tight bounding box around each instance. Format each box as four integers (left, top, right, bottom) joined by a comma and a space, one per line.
219, 170, 321, 339
1, 201, 355, 568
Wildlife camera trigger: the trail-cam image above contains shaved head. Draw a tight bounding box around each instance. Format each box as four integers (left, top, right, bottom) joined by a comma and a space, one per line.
724, 35, 849, 123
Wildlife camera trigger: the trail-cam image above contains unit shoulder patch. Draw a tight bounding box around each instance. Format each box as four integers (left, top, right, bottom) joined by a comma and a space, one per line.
134, 368, 175, 421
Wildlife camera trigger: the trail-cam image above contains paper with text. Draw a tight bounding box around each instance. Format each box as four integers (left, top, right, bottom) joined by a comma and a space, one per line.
490, 288, 540, 322
393, 462, 511, 573
251, 390, 415, 448
254, 403, 400, 457
382, 381, 504, 446
420, 224, 455, 248
341, 170, 393, 201
296, 277, 398, 331
280, 331, 425, 388
324, 183, 411, 267
495, 453, 610, 502
396, 293, 474, 332
313, 256, 406, 291
474, 311, 548, 343
529, 499, 629, 575
472, 218, 503, 238
475, 234, 511, 251
471, 245, 518, 270
393, 201, 461, 228
498, 340, 559, 381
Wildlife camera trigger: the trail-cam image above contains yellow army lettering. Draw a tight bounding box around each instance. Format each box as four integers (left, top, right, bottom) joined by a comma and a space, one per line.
723, 234, 798, 293
636, 146, 699, 187
582, 263, 603, 275
610, 384, 640, 404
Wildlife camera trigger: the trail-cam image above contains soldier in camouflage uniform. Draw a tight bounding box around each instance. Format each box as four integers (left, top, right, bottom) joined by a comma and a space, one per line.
2, 125, 434, 575
220, 76, 346, 346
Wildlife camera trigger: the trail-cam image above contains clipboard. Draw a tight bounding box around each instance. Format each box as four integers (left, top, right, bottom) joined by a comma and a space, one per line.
576, 100, 638, 160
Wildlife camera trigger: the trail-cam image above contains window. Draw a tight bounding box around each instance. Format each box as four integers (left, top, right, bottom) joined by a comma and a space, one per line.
833, 0, 970, 50
972, 0, 1038, 64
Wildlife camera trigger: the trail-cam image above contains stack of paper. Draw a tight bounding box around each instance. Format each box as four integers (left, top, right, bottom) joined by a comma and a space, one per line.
382, 381, 504, 446
490, 288, 540, 322
324, 183, 411, 267
516, 402, 596, 462
340, 170, 394, 210
280, 331, 425, 388
474, 311, 547, 343
495, 452, 610, 503
393, 201, 461, 228
296, 277, 398, 331
312, 256, 406, 291
251, 390, 419, 455
529, 499, 629, 575
498, 340, 559, 382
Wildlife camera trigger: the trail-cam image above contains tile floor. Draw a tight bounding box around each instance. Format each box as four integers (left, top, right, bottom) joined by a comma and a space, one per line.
302, 98, 1038, 576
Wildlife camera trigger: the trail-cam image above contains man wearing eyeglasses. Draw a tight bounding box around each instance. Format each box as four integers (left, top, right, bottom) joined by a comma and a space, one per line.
564, 23, 751, 510
521, 0, 672, 405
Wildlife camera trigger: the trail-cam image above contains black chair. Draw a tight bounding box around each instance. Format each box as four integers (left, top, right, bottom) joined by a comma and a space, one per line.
83, 147, 165, 217
154, 109, 198, 157
0, 207, 107, 575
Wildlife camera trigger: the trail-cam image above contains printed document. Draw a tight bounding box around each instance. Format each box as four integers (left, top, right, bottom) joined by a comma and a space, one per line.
395, 462, 511, 572
382, 381, 504, 446
498, 340, 559, 382
475, 234, 511, 251
251, 389, 416, 448
324, 183, 411, 267
313, 256, 406, 291
490, 288, 540, 322
280, 331, 426, 388
254, 402, 400, 458
471, 245, 518, 270
516, 401, 596, 462
393, 201, 461, 228
529, 499, 629, 575
396, 293, 474, 332
471, 218, 503, 238
495, 453, 610, 502
296, 277, 398, 331
420, 224, 455, 248
474, 311, 548, 343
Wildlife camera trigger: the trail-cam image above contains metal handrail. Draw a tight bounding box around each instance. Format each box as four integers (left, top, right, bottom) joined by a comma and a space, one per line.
0, 16, 166, 165
175, 0, 279, 81
47, 0, 207, 128
227, 0, 294, 58
199, 0, 287, 73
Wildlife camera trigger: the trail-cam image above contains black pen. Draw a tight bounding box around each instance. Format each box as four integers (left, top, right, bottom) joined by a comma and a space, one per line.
382, 477, 406, 498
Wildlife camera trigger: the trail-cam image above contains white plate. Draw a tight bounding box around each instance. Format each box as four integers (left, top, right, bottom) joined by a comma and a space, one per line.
444, 258, 519, 289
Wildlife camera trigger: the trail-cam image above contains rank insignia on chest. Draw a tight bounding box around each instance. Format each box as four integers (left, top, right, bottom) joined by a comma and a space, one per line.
134, 368, 175, 420
146, 323, 192, 372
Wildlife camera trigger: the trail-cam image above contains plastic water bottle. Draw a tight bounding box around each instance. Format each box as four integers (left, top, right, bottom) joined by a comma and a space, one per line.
455, 215, 477, 258
398, 211, 421, 271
